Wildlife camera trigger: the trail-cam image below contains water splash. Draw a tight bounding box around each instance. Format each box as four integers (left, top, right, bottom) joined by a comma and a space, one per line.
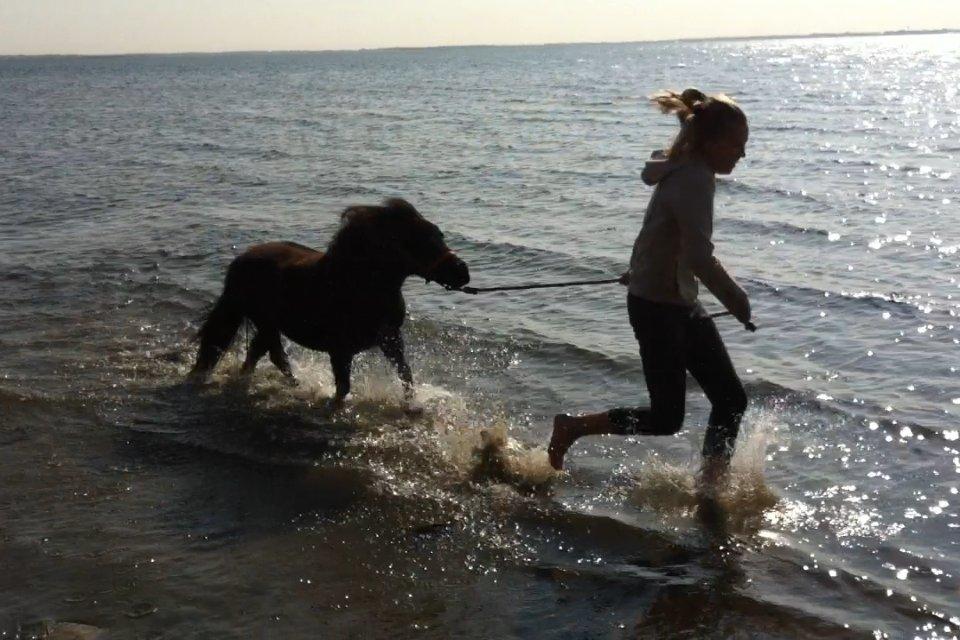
629, 412, 780, 530
288, 350, 558, 489
463, 425, 557, 488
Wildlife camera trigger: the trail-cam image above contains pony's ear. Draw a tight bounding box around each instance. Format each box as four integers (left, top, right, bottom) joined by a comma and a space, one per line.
340, 206, 363, 223
383, 198, 420, 219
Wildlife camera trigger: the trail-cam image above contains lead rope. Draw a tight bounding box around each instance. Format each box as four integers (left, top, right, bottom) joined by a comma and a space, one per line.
445, 278, 756, 331
450, 277, 621, 294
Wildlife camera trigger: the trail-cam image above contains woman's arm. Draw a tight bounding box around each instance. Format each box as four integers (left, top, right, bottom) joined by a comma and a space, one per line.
671, 169, 751, 323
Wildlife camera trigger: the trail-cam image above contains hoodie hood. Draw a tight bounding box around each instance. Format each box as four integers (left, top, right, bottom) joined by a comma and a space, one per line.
640, 149, 683, 186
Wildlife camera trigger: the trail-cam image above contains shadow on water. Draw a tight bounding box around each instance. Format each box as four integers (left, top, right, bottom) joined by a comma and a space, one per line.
126, 380, 363, 462
497, 492, 862, 639
111, 379, 385, 540
627, 498, 862, 639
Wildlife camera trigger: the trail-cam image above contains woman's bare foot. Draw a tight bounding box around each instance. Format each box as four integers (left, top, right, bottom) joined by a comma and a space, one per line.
403, 401, 424, 417
548, 414, 580, 469
321, 396, 345, 416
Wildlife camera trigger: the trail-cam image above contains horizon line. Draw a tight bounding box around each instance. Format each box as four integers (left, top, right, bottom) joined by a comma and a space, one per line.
1, 27, 956, 59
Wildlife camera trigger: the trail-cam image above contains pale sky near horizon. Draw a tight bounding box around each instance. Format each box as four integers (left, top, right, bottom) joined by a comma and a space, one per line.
2, 0, 959, 56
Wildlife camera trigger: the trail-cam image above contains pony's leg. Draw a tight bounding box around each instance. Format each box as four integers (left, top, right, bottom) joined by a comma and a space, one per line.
240, 330, 270, 376
378, 329, 419, 413
189, 295, 243, 383
241, 328, 296, 385
266, 331, 296, 384
328, 351, 353, 410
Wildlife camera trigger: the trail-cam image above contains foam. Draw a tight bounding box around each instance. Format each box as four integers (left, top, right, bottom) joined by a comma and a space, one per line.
629, 411, 780, 530
431, 404, 557, 489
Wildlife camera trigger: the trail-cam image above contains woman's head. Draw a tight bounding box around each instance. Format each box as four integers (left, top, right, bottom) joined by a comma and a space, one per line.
651, 89, 748, 175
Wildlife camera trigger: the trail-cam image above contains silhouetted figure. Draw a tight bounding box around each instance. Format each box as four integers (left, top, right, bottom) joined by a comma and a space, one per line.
549, 89, 754, 490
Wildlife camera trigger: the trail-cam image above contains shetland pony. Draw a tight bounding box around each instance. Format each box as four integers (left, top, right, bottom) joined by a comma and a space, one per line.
189, 198, 470, 412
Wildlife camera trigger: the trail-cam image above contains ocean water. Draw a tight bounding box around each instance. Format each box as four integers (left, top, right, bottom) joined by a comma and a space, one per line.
1, 33, 959, 639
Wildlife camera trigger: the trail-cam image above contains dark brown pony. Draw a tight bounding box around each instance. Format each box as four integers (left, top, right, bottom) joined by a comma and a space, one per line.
188, 198, 470, 412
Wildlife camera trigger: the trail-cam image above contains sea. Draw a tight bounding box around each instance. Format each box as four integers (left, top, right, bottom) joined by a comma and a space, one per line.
1, 33, 959, 639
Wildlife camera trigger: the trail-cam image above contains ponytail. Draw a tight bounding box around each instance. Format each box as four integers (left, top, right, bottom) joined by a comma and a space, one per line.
651, 89, 745, 160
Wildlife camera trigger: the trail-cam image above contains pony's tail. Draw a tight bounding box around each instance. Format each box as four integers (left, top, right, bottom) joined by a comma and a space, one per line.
188, 293, 244, 382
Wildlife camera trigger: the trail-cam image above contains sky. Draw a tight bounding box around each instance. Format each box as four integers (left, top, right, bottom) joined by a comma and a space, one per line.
1, 0, 959, 55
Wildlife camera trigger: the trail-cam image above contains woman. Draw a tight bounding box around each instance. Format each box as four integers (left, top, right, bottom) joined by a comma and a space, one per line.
548, 89, 754, 485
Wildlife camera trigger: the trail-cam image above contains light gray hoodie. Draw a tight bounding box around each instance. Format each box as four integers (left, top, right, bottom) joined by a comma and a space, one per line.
627, 151, 750, 322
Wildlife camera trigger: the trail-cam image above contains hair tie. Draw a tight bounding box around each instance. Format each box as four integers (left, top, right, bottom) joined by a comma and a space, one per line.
680, 88, 707, 111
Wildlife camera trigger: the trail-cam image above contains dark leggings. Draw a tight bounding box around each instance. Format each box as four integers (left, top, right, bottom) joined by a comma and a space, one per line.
607, 295, 747, 458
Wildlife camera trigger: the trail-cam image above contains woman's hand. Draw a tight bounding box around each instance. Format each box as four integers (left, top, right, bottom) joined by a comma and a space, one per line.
731, 291, 754, 330
618, 271, 630, 286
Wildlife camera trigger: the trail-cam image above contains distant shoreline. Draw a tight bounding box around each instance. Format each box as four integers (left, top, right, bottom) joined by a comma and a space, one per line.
1, 28, 956, 58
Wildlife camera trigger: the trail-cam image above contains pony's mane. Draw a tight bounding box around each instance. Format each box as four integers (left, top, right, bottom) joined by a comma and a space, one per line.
337, 198, 420, 222
383, 198, 420, 217
328, 198, 421, 253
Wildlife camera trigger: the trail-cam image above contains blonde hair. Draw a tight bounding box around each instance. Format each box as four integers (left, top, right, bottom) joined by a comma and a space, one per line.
651, 89, 746, 161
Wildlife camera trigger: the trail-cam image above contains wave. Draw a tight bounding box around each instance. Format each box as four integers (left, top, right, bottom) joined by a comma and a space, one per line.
762, 123, 833, 134
744, 376, 954, 444
314, 183, 376, 197
509, 113, 626, 125
348, 110, 409, 122
236, 113, 337, 133
0, 385, 97, 427
745, 277, 947, 321
166, 140, 294, 161
447, 233, 625, 278
726, 216, 835, 239
718, 178, 826, 205
541, 167, 633, 179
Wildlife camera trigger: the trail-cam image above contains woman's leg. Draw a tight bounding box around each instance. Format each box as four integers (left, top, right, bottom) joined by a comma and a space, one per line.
548, 297, 688, 469
685, 317, 748, 483
547, 411, 613, 469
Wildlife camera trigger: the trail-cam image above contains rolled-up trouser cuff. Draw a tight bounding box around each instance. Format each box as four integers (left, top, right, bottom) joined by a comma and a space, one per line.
607, 407, 645, 435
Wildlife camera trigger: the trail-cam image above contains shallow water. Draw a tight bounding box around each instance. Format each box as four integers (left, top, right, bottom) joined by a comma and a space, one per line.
2, 33, 959, 638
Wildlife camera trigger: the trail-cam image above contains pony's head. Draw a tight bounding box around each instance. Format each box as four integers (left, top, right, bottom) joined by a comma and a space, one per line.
331, 198, 470, 289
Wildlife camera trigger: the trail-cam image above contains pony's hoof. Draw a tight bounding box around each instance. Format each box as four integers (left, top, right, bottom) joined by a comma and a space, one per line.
321, 398, 345, 415
183, 372, 209, 388
403, 402, 424, 417
282, 375, 300, 388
